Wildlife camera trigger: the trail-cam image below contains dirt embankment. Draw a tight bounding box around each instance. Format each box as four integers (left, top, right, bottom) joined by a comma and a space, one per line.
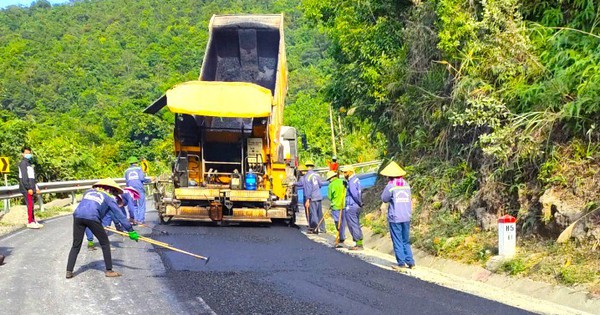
359, 153, 600, 290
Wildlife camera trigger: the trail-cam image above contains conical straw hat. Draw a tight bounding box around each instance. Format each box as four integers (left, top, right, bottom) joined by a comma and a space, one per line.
379, 161, 406, 177
92, 178, 123, 194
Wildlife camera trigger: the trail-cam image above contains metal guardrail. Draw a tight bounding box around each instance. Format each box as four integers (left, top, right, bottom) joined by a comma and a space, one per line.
314, 160, 382, 175
0, 178, 127, 201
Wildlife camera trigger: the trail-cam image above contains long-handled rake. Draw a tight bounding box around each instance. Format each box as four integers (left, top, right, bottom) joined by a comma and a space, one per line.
104, 226, 210, 264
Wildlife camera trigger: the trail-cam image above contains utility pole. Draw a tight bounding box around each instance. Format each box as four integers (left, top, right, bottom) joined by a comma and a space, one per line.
337, 114, 344, 150
329, 103, 337, 156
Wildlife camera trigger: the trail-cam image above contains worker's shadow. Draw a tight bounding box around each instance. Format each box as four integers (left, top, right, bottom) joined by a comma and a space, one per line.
74, 258, 141, 274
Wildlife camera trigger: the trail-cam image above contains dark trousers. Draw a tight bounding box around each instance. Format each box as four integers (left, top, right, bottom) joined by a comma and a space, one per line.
309, 200, 325, 232
67, 217, 112, 272
345, 205, 363, 241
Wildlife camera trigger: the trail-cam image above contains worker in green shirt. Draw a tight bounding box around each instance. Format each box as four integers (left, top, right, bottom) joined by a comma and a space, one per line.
327, 171, 346, 247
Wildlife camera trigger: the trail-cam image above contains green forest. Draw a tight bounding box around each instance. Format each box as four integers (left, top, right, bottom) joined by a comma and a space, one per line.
1, 0, 599, 286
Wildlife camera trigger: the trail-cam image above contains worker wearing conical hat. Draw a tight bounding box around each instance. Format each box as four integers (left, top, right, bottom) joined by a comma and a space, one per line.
342, 165, 364, 250
380, 161, 415, 270
85, 186, 140, 251
303, 160, 325, 234
66, 178, 140, 279
326, 171, 346, 247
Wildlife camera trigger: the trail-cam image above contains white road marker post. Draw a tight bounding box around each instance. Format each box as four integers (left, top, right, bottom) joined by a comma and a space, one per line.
3, 173, 8, 214
498, 214, 516, 257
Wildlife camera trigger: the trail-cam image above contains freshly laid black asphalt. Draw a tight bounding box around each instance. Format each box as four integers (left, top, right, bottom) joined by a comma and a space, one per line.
152, 218, 532, 315
0, 208, 532, 314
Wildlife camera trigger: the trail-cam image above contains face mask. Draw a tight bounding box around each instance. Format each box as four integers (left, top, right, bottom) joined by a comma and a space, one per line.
24, 153, 33, 160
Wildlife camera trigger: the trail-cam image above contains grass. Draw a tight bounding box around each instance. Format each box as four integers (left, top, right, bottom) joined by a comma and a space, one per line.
35, 206, 72, 220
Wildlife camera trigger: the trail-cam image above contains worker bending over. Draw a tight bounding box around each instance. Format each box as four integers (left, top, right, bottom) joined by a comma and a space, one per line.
85, 186, 138, 250
66, 179, 139, 279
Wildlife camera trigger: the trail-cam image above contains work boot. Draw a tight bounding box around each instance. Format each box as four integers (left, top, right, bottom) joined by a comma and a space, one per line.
105, 270, 121, 277
0, 255, 5, 265
349, 245, 364, 251
66, 271, 74, 279
87, 241, 96, 251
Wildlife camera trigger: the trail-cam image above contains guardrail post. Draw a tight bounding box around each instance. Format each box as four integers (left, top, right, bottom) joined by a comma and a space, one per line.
37, 194, 45, 212
71, 191, 75, 206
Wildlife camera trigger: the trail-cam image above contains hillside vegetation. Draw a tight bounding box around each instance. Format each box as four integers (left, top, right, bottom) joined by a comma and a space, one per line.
303, 0, 599, 287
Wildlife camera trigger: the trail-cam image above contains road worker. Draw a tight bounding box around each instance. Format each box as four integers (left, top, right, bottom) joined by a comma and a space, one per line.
123, 186, 140, 222
328, 155, 339, 172
342, 165, 364, 250
326, 171, 346, 247
18, 146, 43, 229
66, 178, 139, 279
86, 186, 139, 250
124, 156, 151, 224
380, 161, 415, 270
303, 160, 325, 234
296, 164, 308, 216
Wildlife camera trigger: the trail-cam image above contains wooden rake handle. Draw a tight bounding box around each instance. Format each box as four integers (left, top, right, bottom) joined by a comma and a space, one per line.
104, 226, 210, 264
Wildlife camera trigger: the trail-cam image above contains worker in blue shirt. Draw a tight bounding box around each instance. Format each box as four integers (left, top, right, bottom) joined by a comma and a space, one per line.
342, 165, 364, 250
380, 161, 414, 270
303, 160, 325, 234
66, 178, 139, 279
122, 186, 140, 222
296, 164, 308, 217
124, 156, 151, 224
85, 187, 137, 250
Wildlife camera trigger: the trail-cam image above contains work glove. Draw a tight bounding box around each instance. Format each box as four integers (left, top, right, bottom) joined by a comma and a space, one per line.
27, 189, 34, 195
128, 231, 139, 242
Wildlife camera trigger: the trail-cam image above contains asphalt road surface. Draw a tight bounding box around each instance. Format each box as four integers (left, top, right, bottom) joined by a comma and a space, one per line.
0, 209, 533, 315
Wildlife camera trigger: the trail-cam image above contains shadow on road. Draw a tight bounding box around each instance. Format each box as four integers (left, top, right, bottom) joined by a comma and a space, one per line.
0, 246, 13, 265
73, 258, 140, 273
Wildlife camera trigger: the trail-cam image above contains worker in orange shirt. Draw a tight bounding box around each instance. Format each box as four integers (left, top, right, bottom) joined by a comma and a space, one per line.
328, 155, 339, 172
